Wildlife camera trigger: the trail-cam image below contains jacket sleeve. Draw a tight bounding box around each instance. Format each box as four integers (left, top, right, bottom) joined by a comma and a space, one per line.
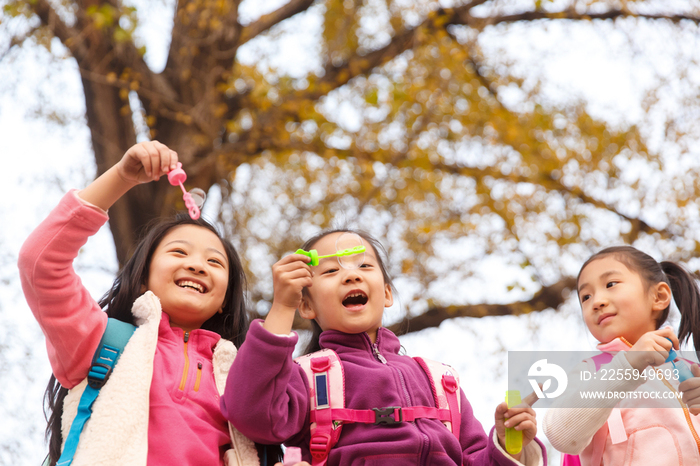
543, 353, 646, 455
221, 319, 311, 444
17, 190, 109, 388
460, 390, 546, 466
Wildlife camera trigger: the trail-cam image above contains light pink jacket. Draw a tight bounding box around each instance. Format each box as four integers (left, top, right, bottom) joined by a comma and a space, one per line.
18, 191, 257, 466
545, 338, 700, 465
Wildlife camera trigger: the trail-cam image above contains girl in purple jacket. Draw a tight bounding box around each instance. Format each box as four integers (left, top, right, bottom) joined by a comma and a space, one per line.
221, 229, 546, 466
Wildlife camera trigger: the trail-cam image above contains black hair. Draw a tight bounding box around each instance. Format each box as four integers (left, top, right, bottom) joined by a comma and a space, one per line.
300, 228, 395, 354
578, 245, 700, 353
41, 215, 280, 465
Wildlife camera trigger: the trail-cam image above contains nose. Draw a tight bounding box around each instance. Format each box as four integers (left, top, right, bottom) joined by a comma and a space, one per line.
343, 269, 362, 283
186, 256, 207, 274
592, 294, 607, 311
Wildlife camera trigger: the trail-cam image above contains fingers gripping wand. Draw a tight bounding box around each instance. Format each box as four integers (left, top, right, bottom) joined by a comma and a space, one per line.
167, 162, 201, 220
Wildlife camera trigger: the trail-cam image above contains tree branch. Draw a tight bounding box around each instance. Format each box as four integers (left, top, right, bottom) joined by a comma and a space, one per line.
238, 0, 316, 44
386, 277, 577, 335
477, 10, 700, 29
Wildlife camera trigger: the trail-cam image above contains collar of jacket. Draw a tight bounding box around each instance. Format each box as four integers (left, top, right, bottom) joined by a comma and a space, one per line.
319, 327, 401, 357
597, 337, 631, 353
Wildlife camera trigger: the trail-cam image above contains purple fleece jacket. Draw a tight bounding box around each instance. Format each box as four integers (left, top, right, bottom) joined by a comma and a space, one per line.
222, 320, 545, 465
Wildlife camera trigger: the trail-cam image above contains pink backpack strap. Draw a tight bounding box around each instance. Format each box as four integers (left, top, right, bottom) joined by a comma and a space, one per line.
560, 453, 581, 466
413, 357, 461, 440
572, 352, 620, 466
295, 349, 345, 466
591, 352, 613, 371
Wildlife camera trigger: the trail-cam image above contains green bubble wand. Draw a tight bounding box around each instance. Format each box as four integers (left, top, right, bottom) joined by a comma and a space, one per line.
295, 245, 366, 267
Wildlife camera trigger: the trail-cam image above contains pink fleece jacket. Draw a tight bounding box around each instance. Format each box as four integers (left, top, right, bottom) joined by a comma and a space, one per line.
18, 191, 233, 465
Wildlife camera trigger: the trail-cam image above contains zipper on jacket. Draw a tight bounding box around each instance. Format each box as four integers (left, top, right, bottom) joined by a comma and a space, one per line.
372, 343, 387, 364
179, 331, 190, 391
194, 362, 202, 392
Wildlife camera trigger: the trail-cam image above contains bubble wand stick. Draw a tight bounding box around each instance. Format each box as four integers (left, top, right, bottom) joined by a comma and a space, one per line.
295, 245, 366, 266
167, 162, 201, 220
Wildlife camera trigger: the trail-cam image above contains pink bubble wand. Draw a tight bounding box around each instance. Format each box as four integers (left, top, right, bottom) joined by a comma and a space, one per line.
167, 162, 201, 220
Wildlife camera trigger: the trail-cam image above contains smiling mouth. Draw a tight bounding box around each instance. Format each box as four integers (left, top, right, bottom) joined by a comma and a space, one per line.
598, 313, 615, 325
343, 291, 368, 307
177, 280, 207, 293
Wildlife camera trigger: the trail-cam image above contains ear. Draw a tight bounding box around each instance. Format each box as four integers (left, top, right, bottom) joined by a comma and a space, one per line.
652, 281, 672, 312
384, 283, 394, 308
298, 296, 317, 320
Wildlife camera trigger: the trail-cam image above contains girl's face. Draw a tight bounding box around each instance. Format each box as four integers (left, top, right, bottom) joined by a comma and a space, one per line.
146, 225, 229, 332
578, 256, 668, 345
299, 232, 393, 343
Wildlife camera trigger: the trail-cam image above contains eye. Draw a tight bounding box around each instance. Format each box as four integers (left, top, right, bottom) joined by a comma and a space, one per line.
360, 263, 372, 268
606, 281, 618, 288
580, 294, 590, 303
208, 258, 224, 266
322, 267, 339, 275
171, 248, 187, 255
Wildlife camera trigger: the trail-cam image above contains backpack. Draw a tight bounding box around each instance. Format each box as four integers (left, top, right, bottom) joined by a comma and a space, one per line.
55, 318, 136, 466
294, 349, 461, 466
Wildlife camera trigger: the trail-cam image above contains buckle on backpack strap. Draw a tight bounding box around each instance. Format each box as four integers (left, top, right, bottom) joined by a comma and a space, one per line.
87, 362, 113, 388
309, 433, 332, 460
373, 407, 402, 425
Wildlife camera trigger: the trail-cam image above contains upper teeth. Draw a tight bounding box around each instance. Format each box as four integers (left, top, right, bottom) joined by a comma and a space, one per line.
178, 281, 204, 293
347, 292, 365, 298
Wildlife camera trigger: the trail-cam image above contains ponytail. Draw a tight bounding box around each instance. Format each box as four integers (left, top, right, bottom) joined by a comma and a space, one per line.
661, 261, 700, 354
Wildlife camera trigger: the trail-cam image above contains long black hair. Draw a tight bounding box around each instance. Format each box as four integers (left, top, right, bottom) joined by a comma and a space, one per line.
43, 215, 281, 465
578, 245, 700, 353
300, 228, 396, 355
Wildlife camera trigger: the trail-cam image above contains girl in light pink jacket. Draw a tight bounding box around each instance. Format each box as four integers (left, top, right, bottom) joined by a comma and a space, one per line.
544, 246, 700, 465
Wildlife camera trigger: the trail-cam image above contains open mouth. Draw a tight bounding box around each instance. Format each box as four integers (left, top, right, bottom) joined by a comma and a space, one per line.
343, 291, 368, 307
177, 280, 207, 293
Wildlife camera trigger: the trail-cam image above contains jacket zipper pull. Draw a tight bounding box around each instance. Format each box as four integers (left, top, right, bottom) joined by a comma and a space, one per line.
373, 343, 387, 364
184, 331, 190, 343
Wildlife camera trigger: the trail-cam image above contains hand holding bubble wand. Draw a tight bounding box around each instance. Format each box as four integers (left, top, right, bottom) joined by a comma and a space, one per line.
167, 162, 206, 220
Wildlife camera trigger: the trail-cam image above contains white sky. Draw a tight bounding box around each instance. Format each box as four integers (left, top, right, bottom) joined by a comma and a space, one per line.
1, 1, 698, 464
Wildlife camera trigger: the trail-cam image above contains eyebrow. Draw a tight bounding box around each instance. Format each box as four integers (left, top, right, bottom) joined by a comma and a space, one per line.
164, 239, 228, 264
578, 270, 622, 293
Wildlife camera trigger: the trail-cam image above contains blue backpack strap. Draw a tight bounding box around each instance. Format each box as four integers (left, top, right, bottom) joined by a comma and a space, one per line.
57, 318, 135, 466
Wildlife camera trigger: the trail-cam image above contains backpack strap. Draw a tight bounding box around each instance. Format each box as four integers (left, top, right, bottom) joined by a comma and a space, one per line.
567, 352, 621, 466
413, 357, 461, 441
57, 318, 136, 466
295, 349, 345, 466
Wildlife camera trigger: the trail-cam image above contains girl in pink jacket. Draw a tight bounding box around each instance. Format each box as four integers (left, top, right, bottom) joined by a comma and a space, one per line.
19, 142, 277, 466
544, 246, 700, 465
